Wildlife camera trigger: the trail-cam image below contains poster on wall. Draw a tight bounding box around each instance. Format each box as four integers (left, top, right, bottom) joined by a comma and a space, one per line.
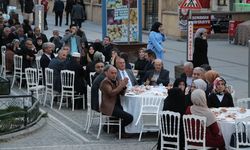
103, 0, 141, 42
178, 8, 190, 31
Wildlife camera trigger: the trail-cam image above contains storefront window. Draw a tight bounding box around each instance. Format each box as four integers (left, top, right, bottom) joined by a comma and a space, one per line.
218, 0, 227, 6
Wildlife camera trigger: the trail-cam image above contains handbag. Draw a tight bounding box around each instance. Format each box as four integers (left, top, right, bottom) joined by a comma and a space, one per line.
230, 123, 250, 148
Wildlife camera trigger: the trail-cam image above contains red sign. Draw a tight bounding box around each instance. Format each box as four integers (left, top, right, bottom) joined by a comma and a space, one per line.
179, 0, 202, 10
191, 15, 211, 33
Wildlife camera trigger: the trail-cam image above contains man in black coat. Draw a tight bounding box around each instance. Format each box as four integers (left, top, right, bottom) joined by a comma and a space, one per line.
40, 42, 55, 83
101, 36, 113, 62
64, 52, 87, 109
143, 59, 170, 86
53, 0, 64, 26
71, 1, 86, 28
65, 0, 75, 25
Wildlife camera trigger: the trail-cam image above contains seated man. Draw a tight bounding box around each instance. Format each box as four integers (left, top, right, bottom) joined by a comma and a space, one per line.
180, 62, 193, 88
91, 64, 110, 112
40, 42, 55, 82
92, 61, 105, 83
116, 57, 137, 89
100, 65, 133, 137
48, 48, 69, 92
143, 59, 170, 86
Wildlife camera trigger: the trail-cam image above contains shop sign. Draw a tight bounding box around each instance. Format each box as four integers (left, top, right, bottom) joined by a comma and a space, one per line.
191, 15, 211, 33
187, 21, 194, 61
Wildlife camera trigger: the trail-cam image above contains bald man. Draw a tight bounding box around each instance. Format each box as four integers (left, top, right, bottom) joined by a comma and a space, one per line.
143, 59, 170, 86
100, 65, 133, 137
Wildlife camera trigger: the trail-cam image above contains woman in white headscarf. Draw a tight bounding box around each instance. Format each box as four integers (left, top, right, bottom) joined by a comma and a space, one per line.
193, 28, 209, 68
186, 89, 225, 149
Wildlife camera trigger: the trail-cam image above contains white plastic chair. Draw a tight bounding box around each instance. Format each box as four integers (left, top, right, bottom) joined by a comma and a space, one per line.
229, 116, 250, 149
59, 70, 85, 111
25, 68, 45, 102
97, 90, 122, 140
237, 98, 250, 109
0, 46, 6, 78
43, 68, 60, 108
84, 85, 100, 133
36, 56, 43, 85
129, 63, 135, 70
89, 72, 95, 86
159, 111, 181, 150
183, 114, 210, 150
135, 96, 164, 141
11, 55, 24, 89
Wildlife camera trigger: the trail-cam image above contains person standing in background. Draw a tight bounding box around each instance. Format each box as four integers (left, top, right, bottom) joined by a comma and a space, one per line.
147, 22, 166, 59
193, 28, 209, 68
41, 0, 49, 30
24, 0, 34, 24
71, 0, 86, 28
19, 0, 24, 14
53, 0, 64, 26
65, 0, 75, 26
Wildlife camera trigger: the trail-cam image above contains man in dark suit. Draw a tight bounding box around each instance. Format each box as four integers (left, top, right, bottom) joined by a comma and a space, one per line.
100, 65, 133, 137
143, 59, 170, 86
48, 48, 69, 92
115, 57, 137, 89
71, 1, 86, 28
40, 42, 55, 83
91, 64, 110, 112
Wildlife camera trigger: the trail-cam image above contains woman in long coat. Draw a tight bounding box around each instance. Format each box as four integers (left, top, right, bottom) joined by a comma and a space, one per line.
193, 28, 209, 68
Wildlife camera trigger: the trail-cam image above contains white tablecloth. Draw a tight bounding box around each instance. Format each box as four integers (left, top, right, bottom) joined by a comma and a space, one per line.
121, 86, 167, 133
211, 108, 250, 149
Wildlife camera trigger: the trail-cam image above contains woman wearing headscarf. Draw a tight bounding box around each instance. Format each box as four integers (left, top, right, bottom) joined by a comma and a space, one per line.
205, 70, 220, 95
193, 28, 209, 68
207, 77, 234, 108
186, 89, 225, 149
185, 79, 208, 108
147, 22, 166, 59
173, 78, 187, 93
157, 88, 186, 150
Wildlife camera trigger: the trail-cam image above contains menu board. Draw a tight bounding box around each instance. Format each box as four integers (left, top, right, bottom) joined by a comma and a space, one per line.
103, 0, 141, 42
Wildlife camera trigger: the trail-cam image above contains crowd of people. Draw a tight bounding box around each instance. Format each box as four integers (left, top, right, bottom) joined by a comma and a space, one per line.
0, 3, 235, 149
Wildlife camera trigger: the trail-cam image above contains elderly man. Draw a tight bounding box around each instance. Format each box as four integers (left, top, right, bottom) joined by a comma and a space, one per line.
100, 65, 133, 137
48, 49, 69, 92
143, 59, 169, 86
192, 67, 206, 81
116, 57, 137, 89
32, 27, 48, 44
181, 62, 194, 87
40, 42, 55, 82
64, 52, 86, 109
49, 30, 63, 52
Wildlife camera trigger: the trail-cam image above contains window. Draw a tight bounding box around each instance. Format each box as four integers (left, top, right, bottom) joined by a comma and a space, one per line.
218, 0, 227, 6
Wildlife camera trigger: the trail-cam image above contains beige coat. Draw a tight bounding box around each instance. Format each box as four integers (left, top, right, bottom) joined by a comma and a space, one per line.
100, 78, 126, 116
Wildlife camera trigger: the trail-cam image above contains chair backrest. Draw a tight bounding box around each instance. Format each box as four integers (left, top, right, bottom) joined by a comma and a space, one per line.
159, 111, 181, 149
98, 89, 102, 108
45, 68, 53, 88
237, 98, 250, 109
1, 48, 6, 77
235, 116, 250, 149
60, 70, 75, 89
25, 67, 39, 90
13, 54, 23, 71
129, 63, 135, 70
89, 72, 95, 86
36, 56, 42, 69
136, 96, 163, 126
183, 114, 207, 149
87, 85, 91, 107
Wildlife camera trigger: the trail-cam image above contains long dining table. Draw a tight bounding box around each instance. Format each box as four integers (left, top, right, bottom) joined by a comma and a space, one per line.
120, 85, 168, 133
211, 107, 250, 149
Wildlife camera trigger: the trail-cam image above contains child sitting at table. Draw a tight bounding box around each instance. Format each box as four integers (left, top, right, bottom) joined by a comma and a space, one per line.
207, 77, 234, 108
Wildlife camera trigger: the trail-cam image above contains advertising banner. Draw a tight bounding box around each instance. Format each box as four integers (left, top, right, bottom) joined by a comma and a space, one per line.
103, 0, 142, 42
